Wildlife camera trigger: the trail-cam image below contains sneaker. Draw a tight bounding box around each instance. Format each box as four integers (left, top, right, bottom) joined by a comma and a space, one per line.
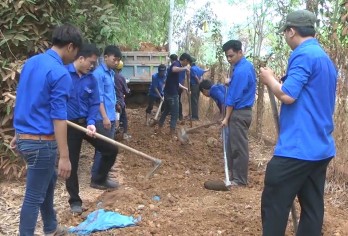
44, 226, 68, 236
70, 204, 82, 214
123, 133, 132, 140
90, 179, 119, 190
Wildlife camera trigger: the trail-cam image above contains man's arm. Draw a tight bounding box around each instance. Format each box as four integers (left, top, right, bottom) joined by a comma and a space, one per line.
53, 119, 71, 179
260, 67, 295, 104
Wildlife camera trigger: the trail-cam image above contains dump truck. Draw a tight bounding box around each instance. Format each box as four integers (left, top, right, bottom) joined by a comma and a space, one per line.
121, 51, 168, 105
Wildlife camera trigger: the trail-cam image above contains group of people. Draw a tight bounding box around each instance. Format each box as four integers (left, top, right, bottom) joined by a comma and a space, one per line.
9, 9, 338, 236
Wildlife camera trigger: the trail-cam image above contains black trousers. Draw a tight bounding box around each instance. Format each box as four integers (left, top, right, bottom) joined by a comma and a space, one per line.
190, 84, 200, 119
146, 96, 163, 114
66, 121, 118, 206
261, 156, 332, 236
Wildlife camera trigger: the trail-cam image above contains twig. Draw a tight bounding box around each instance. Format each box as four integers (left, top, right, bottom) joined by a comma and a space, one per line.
0, 29, 18, 60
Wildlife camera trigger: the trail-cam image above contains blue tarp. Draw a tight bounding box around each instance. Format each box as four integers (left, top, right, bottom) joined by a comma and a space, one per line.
69, 209, 140, 235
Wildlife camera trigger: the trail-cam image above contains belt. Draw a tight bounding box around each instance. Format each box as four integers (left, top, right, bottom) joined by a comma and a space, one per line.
69, 118, 86, 124
17, 134, 55, 141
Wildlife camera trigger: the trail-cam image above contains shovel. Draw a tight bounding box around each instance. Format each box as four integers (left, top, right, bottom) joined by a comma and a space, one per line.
204, 127, 231, 191
177, 121, 219, 144
5, 93, 162, 179
148, 99, 164, 127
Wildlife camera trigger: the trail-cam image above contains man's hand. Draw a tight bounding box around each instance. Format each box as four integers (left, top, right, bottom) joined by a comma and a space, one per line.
10, 136, 17, 149
160, 96, 164, 102
58, 152, 71, 179
259, 67, 276, 85
116, 104, 121, 113
221, 117, 229, 127
86, 125, 97, 137
103, 117, 111, 130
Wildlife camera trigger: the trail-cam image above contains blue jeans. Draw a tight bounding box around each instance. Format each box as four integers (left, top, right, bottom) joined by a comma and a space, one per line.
91, 120, 116, 180
17, 138, 58, 236
158, 95, 179, 130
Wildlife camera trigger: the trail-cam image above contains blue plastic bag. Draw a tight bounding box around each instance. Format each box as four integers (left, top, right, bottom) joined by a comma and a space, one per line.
69, 209, 140, 235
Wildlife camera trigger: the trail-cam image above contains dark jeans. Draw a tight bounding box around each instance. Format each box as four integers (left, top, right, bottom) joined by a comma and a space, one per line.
119, 106, 128, 133
158, 94, 179, 130
17, 138, 58, 235
146, 96, 162, 114
227, 109, 252, 185
178, 89, 183, 120
190, 84, 200, 119
67, 121, 118, 207
261, 156, 332, 236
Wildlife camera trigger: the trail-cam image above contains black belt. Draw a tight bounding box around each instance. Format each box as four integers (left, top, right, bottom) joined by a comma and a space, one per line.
236, 107, 252, 110
69, 118, 86, 124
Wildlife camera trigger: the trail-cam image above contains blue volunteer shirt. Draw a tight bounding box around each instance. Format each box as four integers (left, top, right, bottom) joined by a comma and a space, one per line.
190, 65, 204, 85
225, 57, 256, 109
148, 73, 166, 98
275, 38, 337, 161
210, 84, 226, 113
164, 60, 181, 96
66, 63, 100, 126
14, 49, 72, 135
93, 63, 116, 121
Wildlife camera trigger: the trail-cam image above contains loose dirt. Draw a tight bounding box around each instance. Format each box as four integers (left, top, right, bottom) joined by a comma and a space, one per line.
1, 107, 348, 236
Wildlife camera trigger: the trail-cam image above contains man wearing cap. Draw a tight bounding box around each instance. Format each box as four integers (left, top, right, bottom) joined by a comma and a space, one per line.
259, 10, 337, 235
146, 64, 167, 125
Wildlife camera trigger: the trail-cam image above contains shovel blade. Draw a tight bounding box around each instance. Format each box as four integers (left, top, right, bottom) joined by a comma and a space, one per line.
204, 179, 230, 191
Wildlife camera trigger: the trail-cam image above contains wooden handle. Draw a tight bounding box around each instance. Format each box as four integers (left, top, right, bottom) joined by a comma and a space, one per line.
5, 93, 161, 164
154, 100, 164, 120
185, 121, 219, 134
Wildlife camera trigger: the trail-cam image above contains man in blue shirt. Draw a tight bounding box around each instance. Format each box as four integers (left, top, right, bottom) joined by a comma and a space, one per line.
158, 53, 190, 135
199, 79, 226, 114
115, 61, 131, 140
10, 24, 82, 236
65, 43, 119, 214
190, 59, 209, 120
145, 64, 167, 125
91, 45, 122, 185
221, 40, 256, 187
260, 10, 337, 235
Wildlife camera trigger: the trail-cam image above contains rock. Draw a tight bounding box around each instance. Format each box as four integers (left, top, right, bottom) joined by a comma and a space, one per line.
137, 204, 145, 210
207, 137, 218, 147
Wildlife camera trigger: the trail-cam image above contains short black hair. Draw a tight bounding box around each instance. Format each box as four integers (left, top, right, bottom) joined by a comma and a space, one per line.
52, 23, 83, 49
169, 54, 178, 61
104, 45, 122, 58
158, 64, 166, 72
222, 40, 242, 53
76, 43, 100, 58
287, 26, 315, 37
179, 52, 191, 62
199, 79, 213, 92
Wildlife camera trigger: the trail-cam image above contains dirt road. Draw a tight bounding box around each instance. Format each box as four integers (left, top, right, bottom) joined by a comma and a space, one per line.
1, 107, 348, 235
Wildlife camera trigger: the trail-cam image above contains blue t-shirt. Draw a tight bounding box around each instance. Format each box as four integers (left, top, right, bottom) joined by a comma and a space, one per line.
225, 57, 256, 109
190, 65, 204, 85
148, 73, 166, 98
164, 60, 181, 96
66, 63, 100, 126
93, 63, 116, 121
275, 38, 337, 161
210, 84, 226, 113
14, 49, 72, 135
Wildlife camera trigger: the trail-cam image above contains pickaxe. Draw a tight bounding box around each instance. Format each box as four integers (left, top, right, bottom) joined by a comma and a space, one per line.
177, 121, 219, 144
148, 99, 164, 127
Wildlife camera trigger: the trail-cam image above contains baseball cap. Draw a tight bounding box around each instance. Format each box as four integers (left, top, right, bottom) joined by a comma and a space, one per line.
278, 10, 316, 33
158, 64, 166, 72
